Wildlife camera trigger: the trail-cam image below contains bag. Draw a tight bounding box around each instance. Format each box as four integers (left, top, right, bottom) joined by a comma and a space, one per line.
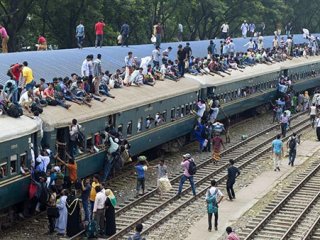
28, 182, 38, 200
188, 160, 197, 175
86, 220, 98, 238
206, 189, 218, 214
47, 207, 60, 218
30, 103, 43, 114
158, 177, 172, 192
289, 137, 296, 149
47, 98, 58, 106
6, 103, 23, 118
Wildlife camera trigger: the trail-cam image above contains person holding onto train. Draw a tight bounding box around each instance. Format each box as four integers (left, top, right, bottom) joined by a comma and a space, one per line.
56, 156, 78, 184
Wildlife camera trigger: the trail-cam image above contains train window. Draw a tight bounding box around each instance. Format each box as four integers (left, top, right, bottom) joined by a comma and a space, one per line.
155, 113, 164, 126
137, 117, 143, 133
20, 153, 29, 175
127, 121, 132, 136
117, 124, 123, 134
0, 161, 7, 179
162, 111, 167, 122
171, 108, 175, 121
186, 104, 190, 115
146, 115, 152, 129
180, 106, 185, 117
10, 155, 17, 175
86, 137, 93, 153
176, 107, 181, 119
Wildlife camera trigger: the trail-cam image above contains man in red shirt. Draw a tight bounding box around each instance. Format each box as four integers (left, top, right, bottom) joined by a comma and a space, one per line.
95, 19, 105, 48
37, 35, 47, 51
9, 63, 23, 82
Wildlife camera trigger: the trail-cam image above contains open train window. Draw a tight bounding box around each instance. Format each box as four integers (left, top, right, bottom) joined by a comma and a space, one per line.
86, 136, 93, 153
0, 161, 7, 179
162, 111, 167, 122
186, 105, 190, 115
117, 124, 123, 135
180, 106, 185, 117
176, 107, 181, 119
10, 155, 17, 175
127, 121, 132, 136
137, 118, 143, 133
171, 108, 175, 121
20, 153, 28, 175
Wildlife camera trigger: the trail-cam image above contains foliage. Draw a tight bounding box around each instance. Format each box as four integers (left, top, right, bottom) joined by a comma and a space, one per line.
0, 0, 317, 51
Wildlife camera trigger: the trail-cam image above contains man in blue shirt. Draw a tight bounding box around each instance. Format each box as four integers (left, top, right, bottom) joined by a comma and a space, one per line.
135, 156, 149, 197
3, 79, 18, 103
272, 134, 284, 171
76, 21, 85, 49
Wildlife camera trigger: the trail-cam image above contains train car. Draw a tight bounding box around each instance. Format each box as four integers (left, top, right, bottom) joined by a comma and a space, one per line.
40, 77, 201, 178
0, 116, 40, 209
188, 56, 320, 118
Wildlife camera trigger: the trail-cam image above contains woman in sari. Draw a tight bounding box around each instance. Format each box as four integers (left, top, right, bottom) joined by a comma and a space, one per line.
105, 189, 117, 236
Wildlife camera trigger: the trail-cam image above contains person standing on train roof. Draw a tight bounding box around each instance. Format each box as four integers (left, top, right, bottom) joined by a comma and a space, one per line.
95, 18, 105, 48
93, 54, 103, 95
221, 22, 229, 39
177, 153, 196, 196
152, 45, 161, 68
207, 40, 216, 58
76, 20, 85, 49
162, 46, 172, 64
249, 23, 255, 37
9, 63, 23, 84
0, 23, 9, 53
271, 134, 284, 171
153, 22, 162, 48
22, 61, 35, 91
184, 42, 192, 61
37, 35, 47, 51
177, 44, 187, 77
240, 20, 248, 38
120, 22, 129, 47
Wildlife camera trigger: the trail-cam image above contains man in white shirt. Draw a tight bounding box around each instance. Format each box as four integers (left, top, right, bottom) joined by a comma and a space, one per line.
310, 103, 317, 128
178, 23, 183, 41
205, 180, 224, 231
221, 22, 229, 39
19, 89, 34, 113
162, 46, 172, 64
152, 46, 161, 68
93, 185, 106, 235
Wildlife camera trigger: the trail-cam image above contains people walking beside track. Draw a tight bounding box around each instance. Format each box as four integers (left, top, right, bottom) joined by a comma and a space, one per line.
135, 156, 149, 197
212, 133, 225, 163
280, 111, 289, 137
226, 226, 240, 240
316, 114, 320, 141
177, 153, 196, 196
310, 103, 317, 128
287, 132, 298, 166
226, 159, 240, 201
271, 134, 284, 171
205, 180, 224, 231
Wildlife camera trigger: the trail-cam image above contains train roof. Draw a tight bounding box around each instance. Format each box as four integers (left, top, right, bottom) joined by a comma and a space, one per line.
0, 34, 312, 85
39, 76, 201, 131
0, 115, 40, 142
187, 56, 320, 88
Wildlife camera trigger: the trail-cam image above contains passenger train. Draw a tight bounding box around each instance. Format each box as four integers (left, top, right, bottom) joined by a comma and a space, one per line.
1, 54, 320, 214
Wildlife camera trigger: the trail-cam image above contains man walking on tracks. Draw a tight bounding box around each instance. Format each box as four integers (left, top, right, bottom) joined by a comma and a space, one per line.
206, 180, 224, 231
226, 159, 240, 201
287, 132, 298, 166
177, 154, 196, 196
271, 134, 284, 171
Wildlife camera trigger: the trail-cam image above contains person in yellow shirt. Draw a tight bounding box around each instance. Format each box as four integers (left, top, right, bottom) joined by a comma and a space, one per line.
22, 61, 35, 90
89, 174, 100, 219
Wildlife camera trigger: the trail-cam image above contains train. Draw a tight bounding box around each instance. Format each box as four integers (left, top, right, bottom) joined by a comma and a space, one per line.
1, 55, 320, 216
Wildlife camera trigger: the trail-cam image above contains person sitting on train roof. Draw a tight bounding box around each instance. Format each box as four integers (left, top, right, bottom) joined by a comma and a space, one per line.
69, 80, 92, 107
3, 79, 18, 104
19, 89, 34, 113
42, 82, 71, 109
61, 78, 83, 105
83, 77, 106, 102
99, 72, 116, 98
129, 67, 144, 87
110, 69, 124, 88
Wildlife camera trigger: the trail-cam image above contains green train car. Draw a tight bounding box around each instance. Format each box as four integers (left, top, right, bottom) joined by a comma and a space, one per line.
1, 56, 320, 213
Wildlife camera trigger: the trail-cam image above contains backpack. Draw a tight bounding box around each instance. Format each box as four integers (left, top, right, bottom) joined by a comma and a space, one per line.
86, 220, 98, 238
188, 160, 197, 175
6, 103, 23, 118
289, 137, 296, 149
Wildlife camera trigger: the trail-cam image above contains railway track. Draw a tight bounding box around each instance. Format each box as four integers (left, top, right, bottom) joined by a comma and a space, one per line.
103, 114, 311, 239
242, 160, 320, 240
